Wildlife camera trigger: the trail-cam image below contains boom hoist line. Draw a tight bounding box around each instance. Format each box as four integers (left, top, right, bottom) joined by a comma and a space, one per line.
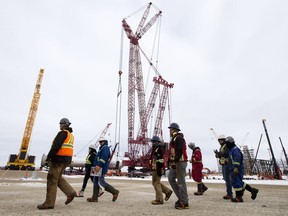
121, 3, 173, 167
6, 69, 44, 171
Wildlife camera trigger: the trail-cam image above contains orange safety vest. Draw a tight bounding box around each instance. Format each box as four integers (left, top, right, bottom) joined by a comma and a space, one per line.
56, 130, 74, 157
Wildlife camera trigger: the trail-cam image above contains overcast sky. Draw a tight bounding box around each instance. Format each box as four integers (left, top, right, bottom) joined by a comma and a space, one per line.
1, 0, 288, 171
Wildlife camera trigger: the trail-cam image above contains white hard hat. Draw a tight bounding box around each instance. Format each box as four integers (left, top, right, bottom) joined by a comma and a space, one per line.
89, 144, 96, 150
218, 134, 226, 140
98, 137, 107, 142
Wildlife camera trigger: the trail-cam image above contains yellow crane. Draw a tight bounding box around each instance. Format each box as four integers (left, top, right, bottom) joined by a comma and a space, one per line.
6, 69, 44, 171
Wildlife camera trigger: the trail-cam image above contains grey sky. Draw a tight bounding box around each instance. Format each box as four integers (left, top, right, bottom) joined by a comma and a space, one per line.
1, 0, 288, 171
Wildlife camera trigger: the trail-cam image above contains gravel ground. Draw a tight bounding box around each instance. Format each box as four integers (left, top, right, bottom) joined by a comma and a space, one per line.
0, 170, 287, 216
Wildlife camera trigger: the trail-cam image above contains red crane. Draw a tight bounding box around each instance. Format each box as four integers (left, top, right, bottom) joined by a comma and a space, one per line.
121, 3, 173, 167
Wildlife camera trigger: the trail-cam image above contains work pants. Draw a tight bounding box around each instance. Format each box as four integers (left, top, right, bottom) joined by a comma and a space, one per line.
45, 162, 75, 206
151, 171, 170, 202
168, 161, 188, 204
81, 165, 93, 190
222, 164, 233, 196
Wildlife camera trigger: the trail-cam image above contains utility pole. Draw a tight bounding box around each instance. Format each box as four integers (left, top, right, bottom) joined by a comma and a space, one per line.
262, 119, 282, 179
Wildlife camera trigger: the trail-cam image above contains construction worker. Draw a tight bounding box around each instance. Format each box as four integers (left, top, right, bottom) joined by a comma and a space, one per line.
37, 118, 77, 210
77, 144, 104, 197
225, 136, 259, 202
188, 142, 208, 195
167, 122, 189, 210
87, 137, 119, 202
149, 135, 173, 205
213, 134, 233, 199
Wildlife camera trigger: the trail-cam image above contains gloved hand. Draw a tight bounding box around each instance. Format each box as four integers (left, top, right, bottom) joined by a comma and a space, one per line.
44, 158, 51, 166
95, 166, 101, 172
233, 167, 239, 175
157, 169, 162, 177
213, 149, 220, 158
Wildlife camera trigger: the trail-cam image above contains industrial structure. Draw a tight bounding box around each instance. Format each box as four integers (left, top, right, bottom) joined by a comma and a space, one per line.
211, 120, 286, 179
119, 3, 173, 168
6, 69, 44, 171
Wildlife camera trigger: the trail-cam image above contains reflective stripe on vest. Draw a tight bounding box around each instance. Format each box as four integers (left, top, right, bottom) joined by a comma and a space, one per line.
86, 154, 91, 165
169, 133, 187, 162
219, 144, 228, 165
56, 130, 74, 157
150, 147, 164, 170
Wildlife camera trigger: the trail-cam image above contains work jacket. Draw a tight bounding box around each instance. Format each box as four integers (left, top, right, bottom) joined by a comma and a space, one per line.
93, 141, 110, 175
47, 127, 74, 164
149, 143, 165, 171
169, 132, 188, 163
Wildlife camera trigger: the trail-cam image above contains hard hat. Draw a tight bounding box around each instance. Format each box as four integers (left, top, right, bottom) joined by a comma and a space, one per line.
168, 122, 181, 131
151, 135, 161, 143
188, 142, 195, 150
218, 134, 226, 140
98, 137, 107, 142
89, 144, 97, 150
59, 118, 71, 125
225, 136, 235, 144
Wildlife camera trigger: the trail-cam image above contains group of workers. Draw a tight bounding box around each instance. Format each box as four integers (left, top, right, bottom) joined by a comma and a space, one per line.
37, 118, 259, 211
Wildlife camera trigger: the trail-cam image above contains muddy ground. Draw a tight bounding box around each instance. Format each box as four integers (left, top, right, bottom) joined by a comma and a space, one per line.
0, 170, 287, 216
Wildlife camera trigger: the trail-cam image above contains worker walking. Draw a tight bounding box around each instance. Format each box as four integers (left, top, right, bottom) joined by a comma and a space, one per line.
37, 118, 77, 210
225, 136, 259, 202
87, 137, 119, 202
77, 144, 104, 197
188, 142, 208, 195
213, 135, 233, 199
149, 135, 173, 205
167, 123, 189, 210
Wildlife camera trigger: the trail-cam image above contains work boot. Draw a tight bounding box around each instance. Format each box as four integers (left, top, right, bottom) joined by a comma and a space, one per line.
98, 187, 104, 197
87, 185, 99, 202
231, 196, 244, 202
37, 203, 54, 210
65, 191, 77, 205
77, 189, 84, 197
105, 184, 120, 202
201, 183, 208, 193
194, 184, 203, 195
175, 201, 189, 210
151, 200, 163, 205
165, 190, 173, 201
251, 188, 259, 200
223, 194, 232, 200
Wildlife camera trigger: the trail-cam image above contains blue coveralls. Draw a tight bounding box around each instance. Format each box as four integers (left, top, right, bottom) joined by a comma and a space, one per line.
228, 146, 246, 191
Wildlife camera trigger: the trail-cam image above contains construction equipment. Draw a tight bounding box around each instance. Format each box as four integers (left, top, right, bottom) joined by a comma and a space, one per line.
120, 3, 173, 168
262, 119, 282, 179
6, 69, 44, 171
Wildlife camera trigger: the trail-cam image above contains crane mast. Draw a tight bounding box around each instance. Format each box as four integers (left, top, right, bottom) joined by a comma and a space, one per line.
6, 69, 44, 170
122, 3, 172, 167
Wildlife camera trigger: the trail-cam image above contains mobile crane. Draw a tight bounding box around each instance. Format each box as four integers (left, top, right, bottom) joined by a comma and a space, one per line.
6, 69, 44, 171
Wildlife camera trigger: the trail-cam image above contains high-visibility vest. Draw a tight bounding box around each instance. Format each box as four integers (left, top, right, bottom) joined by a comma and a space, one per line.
149, 146, 165, 171
219, 144, 228, 165
56, 130, 74, 157
169, 133, 188, 162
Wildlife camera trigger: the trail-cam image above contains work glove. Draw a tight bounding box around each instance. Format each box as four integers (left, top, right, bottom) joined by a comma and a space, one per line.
213, 149, 220, 158
44, 158, 51, 167
233, 167, 239, 175
157, 169, 162, 177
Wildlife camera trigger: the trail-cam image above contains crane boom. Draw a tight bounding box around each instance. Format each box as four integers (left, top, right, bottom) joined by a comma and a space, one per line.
6, 69, 44, 170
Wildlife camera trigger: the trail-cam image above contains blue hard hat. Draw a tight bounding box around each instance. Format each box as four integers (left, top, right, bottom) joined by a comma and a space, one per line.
168, 122, 180, 131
